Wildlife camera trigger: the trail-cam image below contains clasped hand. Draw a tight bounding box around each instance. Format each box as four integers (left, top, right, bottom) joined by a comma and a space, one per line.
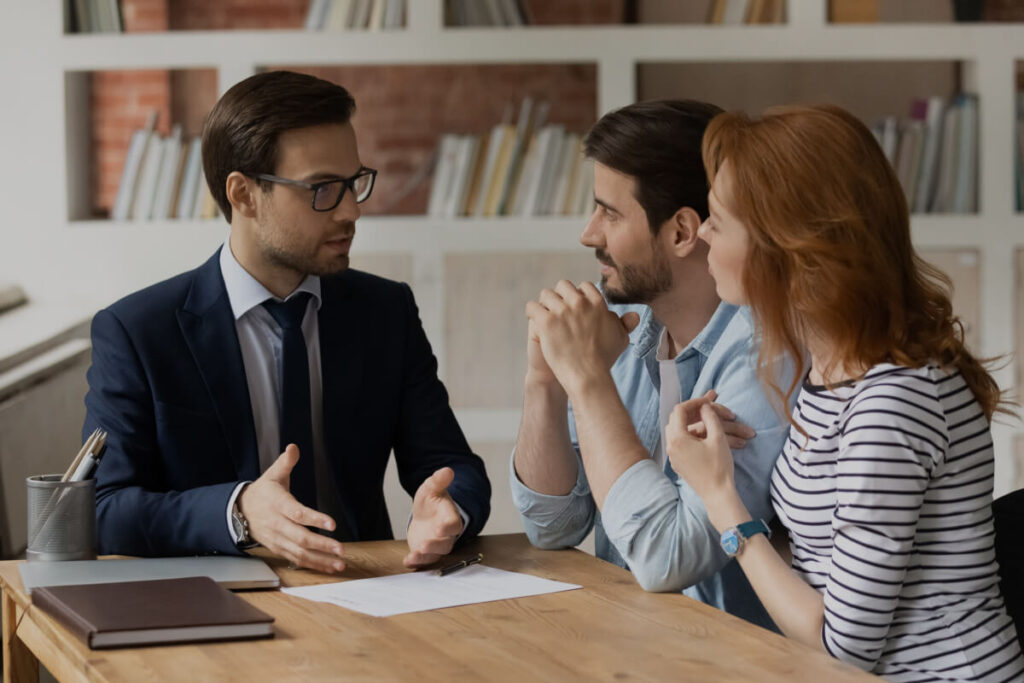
524, 280, 639, 393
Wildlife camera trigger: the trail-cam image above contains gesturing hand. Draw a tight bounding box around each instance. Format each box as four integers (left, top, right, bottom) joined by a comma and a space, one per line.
404, 467, 464, 568
238, 444, 346, 574
665, 395, 737, 502
524, 280, 640, 394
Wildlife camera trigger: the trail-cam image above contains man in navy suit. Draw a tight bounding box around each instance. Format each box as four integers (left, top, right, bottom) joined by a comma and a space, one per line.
83, 70, 491, 573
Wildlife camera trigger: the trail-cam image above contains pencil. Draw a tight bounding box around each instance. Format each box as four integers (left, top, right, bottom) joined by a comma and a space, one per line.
62, 428, 100, 482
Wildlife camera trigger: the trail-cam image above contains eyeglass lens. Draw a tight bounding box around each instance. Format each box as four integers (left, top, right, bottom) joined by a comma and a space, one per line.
312, 173, 374, 211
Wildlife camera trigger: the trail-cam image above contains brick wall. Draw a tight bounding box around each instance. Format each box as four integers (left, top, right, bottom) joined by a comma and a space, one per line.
522, 0, 624, 25
168, 0, 310, 31
120, 0, 168, 31
89, 0, 602, 216
91, 71, 171, 217
274, 64, 596, 214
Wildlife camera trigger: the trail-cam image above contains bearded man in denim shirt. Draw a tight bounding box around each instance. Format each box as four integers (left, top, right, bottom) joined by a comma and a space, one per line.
511, 100, 792, 630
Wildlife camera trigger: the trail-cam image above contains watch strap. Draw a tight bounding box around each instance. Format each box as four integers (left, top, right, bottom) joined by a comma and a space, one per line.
736, 519, 771, 542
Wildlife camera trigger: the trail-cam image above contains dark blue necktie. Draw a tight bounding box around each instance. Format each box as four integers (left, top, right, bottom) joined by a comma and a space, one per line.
262, 293, 317, 510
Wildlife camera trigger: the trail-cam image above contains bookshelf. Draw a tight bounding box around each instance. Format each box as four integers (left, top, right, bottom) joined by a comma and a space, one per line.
4, 1, 1024, 534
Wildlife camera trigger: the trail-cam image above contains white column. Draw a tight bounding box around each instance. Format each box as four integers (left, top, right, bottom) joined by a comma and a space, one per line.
598, 57, 635, 117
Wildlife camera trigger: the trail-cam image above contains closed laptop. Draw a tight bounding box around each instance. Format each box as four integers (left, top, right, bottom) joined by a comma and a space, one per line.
19, 555, 280, 593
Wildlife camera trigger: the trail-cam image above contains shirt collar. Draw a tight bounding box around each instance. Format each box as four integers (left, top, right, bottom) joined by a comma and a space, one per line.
633, 301, 739, 361
689, 302, 739, 356
219, 240, 322, 320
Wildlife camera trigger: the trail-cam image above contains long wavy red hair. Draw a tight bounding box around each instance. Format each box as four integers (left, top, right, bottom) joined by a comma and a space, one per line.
701, 104, 1007, 421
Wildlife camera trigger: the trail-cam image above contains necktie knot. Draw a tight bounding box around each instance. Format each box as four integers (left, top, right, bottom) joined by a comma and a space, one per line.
262, 293, 311, 331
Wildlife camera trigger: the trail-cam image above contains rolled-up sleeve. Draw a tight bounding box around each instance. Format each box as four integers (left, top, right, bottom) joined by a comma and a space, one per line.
601, 459, 725, 592
509, 448, 596, 549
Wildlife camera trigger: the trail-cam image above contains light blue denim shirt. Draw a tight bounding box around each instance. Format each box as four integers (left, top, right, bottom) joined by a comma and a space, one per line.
510, 301, 792, 630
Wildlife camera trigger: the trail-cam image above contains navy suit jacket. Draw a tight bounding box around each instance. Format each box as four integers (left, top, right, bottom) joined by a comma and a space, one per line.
84, 249, 490, 556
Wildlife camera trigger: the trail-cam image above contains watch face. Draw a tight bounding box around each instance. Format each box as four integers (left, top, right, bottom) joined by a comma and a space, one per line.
232, 508, 249, 543
721, 531, 739, 556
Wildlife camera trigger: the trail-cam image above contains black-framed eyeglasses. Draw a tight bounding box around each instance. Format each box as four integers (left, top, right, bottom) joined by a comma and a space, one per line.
250, 167, 377, 211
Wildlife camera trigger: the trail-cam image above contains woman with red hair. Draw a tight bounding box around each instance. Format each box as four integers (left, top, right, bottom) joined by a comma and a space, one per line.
666, 104, 1023, 681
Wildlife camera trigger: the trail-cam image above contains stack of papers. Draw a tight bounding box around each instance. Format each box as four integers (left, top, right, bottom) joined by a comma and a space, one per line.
283, 565, 580, 617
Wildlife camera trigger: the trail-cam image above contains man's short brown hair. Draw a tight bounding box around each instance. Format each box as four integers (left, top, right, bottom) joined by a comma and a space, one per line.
201, 70, 356, 222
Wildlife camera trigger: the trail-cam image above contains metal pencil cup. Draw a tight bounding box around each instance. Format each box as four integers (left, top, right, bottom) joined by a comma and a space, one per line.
26, 475, 97, 561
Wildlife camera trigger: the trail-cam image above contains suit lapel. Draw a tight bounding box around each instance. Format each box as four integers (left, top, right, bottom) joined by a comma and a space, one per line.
177, 250, 260, 481
318, 273, 363, 538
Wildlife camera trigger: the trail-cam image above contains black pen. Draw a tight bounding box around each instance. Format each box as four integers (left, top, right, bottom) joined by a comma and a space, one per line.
436, 553, 483, 577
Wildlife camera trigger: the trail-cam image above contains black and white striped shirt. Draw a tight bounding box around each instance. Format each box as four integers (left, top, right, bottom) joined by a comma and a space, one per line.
771, 363, 1024, 682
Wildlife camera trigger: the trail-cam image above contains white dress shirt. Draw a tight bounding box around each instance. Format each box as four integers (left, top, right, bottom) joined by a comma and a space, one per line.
654, 328, 682, 472
219, 241, 327, 542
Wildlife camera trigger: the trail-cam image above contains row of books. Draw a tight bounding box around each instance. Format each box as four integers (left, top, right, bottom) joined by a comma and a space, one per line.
871, 93, 978, 215
708, 0, 785, 24
65, 0, 123, 33
305, 0, 406, 31
427, 100, 594, 219
111, 112, 218, 222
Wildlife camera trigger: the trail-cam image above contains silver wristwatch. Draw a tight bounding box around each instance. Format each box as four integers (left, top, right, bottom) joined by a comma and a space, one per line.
231, 488, 257, 549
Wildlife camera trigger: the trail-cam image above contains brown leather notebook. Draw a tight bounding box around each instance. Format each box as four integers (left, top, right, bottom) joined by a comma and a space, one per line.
31, 576, 274, 649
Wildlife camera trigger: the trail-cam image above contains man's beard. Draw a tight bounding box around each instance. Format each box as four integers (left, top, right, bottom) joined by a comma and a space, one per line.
267, 247, 348, 277
598, 248, 672, 305
259, 220, 354, 277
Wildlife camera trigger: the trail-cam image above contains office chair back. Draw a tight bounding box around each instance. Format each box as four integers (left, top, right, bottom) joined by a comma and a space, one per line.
993, 488, 1024, 651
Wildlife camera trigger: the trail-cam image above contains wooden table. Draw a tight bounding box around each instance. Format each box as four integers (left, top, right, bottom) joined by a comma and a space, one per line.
0, 533, 876, 682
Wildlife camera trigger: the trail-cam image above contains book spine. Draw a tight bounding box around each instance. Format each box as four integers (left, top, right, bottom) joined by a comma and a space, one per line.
351, 0, 373, 29
535, 127, 566, 215
427, 134, 459, 217
304, 0, 327, 30
952, 94, 978, 213
111, 129, 146, 221
32, 588, 98, 647
829, 0, 878, 23
384, 0, 404, 28
176, 138, 202, 219
913, 96, 946, 214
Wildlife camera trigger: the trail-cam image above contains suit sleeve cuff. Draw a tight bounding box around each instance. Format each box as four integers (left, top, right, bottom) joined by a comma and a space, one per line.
453, 502, 469, 540
226, 481, 251, 545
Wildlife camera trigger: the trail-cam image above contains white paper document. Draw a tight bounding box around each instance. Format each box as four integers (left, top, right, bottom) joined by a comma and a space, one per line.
282, 565, 581, 617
